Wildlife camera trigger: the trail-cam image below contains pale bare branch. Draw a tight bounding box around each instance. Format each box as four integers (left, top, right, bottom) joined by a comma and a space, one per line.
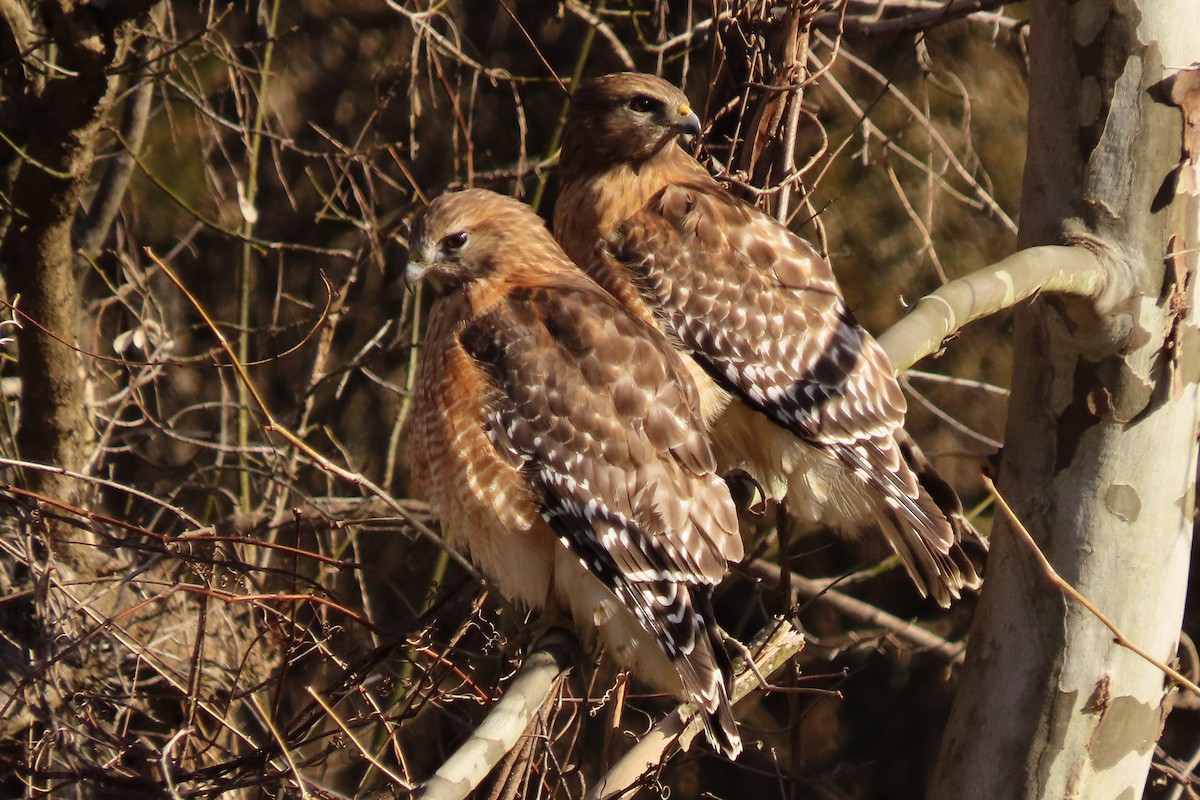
879, 245, 1110, 371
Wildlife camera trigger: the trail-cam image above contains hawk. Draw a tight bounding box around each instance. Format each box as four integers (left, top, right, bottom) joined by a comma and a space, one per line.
554, 73, 982, 607
405, 189, 743, 757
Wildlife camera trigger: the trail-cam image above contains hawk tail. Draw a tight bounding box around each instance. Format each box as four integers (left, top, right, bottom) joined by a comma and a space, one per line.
704, 682, 741, 760
544, 503, 741, 757
610, 573, 742, 757
874, 433, 985, 607
876, 499, 977, 608
680, 587, 741, 759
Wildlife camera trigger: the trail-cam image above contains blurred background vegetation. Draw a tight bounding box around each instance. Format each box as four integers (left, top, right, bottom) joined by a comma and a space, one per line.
6, 2, 1191, 798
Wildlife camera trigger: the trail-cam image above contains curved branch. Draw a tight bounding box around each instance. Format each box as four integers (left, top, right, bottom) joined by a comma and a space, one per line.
879, 245, 1110, 372
587, 620, 805, 800
564, 0, 634, 71
419, 629, 576, 800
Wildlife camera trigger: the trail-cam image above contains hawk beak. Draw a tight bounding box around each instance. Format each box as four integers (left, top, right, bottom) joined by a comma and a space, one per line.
673, 105, 702, 139
404, 261, 431, 292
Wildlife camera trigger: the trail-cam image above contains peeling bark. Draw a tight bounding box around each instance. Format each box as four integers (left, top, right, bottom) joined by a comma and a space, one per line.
931, 2, 1200, 798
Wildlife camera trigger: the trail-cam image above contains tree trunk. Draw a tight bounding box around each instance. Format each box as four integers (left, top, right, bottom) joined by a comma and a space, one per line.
932, 2, 1200, 798
0, 3, 151, 563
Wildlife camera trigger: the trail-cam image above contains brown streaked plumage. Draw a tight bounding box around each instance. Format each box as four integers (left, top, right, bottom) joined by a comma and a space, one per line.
406, 188, 743, 757
554, 73, 983, 607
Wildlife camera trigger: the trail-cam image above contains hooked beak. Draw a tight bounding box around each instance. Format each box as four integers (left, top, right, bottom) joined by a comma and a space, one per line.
672, 104, 702, 139
404, 261, 431, 292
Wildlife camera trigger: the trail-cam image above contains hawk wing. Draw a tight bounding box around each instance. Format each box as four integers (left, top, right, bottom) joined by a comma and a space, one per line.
459, 273, 741, 702
609, 183, 965, 586
609, 182, 906, 446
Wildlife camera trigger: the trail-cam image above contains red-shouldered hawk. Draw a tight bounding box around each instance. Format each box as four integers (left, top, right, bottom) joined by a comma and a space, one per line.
554, 73, 982, 607
405, 189, 743, 757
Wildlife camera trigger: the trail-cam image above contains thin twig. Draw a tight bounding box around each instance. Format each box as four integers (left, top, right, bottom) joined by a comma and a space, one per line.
830, 0, 1016, 37
145, 248, 485, 584
564, 0, 635, 70
883, 152, 949, 283
899, 374, 1002, 450
740, 558, 965, 663
985, 476, 1200, 698
821, 32, 1018, 233
307, 685, 416, 790
904, 369, 1009, 396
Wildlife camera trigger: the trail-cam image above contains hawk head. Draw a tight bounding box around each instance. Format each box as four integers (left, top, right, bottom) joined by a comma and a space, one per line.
562, 73, 701, 171
405, 189, 554, 293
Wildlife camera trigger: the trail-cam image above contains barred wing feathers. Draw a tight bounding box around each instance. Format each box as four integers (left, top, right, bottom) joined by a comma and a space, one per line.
461, 275, 742, 755
609, 183, 981, 605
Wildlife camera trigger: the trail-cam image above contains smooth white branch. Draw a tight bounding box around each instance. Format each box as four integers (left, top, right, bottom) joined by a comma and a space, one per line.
587, 620, 805, 800
418, 630, 575, 800
879, 244, 1112, 372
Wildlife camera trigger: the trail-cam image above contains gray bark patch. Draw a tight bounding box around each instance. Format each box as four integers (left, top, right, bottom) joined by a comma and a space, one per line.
1104, 483, 1142, 522
1088, 694, 1159, 770
1085, 55, 1144, 219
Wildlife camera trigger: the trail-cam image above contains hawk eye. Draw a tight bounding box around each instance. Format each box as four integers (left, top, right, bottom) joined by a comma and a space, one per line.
442, 231, 469, 250
628, 95, 658, 114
